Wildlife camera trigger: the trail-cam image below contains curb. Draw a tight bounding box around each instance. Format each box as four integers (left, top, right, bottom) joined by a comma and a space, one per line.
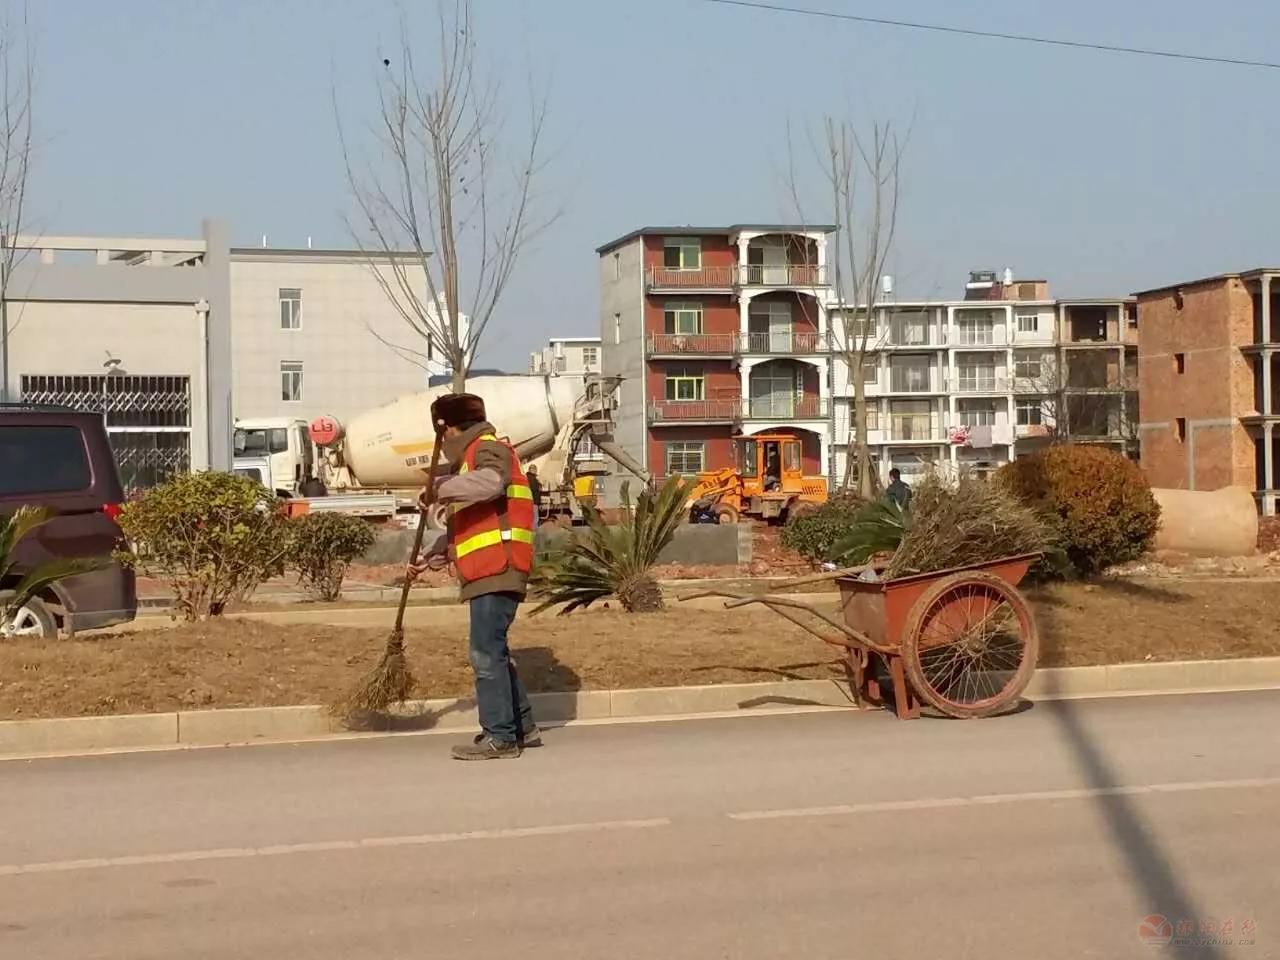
3, 657, 1278, 761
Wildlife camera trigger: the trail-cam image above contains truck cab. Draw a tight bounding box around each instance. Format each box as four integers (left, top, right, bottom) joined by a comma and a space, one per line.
233, 418, 317, 498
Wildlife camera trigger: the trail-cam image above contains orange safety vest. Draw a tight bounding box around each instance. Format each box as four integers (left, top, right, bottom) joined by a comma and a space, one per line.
448, 434, 535, 583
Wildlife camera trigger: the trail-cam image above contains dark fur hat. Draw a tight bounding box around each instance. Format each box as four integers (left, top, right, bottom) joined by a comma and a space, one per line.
430, 392, 487, 429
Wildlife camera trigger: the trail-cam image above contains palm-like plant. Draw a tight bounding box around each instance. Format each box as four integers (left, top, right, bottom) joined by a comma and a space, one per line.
1, 506, 105, 639
532, 476, 693, 614
828, 498, 912, 566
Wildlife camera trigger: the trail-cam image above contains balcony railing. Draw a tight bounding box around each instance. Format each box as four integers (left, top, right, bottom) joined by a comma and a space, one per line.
646, 266, 736, 289
739, 263, 827, 287
742, 331, 826, 354
743, 396, 829, 420
954, 376, 1010, 394
645, 264, 829, 290
647, 333, 738, 355
648, 399, 740, 423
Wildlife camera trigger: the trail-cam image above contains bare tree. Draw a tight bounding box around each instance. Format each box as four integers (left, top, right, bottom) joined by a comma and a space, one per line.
0, 1, 33, 403
338, 0, 553, 393
799, 118, 904, 499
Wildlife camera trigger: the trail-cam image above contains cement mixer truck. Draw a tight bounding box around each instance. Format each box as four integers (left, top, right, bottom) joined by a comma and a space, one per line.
306, 374, 647, 524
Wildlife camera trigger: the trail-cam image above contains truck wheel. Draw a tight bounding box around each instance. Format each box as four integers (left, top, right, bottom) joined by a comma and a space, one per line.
0, 593, 58, 640
714, 504, 739, 525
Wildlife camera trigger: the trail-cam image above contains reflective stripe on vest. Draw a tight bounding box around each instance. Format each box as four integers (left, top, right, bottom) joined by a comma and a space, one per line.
454, 527, 536, 559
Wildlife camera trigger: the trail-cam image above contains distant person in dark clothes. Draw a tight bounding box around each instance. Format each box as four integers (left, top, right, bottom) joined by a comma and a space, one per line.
526, 465, 543, 528
886, 468, 912, 510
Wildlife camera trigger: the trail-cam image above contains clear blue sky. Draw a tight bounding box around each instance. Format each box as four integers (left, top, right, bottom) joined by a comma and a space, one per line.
31, 0, 1280, 369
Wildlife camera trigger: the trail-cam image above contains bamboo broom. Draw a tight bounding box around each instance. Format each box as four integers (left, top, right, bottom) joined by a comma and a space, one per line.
332, 429, 445, 717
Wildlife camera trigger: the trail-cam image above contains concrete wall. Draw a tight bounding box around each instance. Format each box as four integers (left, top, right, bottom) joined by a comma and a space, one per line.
1138, 278, 1256, 491
229, 253, 430, 425
600, 237, 646, 502
359, 519, 751, 567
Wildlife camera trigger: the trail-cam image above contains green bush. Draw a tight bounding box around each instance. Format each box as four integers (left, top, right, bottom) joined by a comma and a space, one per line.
997, 446, 1159, 575
780, 492, 868, 563
288, 512, 377, 601
117, 472, 293, 620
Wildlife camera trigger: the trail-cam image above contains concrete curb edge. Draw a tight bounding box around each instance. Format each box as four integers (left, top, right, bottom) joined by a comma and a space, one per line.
3, 657, 1279, 760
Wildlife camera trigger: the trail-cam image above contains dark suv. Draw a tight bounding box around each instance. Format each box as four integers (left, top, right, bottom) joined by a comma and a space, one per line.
1, 406, 138, 638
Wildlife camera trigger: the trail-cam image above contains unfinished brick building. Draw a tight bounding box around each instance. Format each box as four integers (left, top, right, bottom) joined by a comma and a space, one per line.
1136, 268, 1280, 515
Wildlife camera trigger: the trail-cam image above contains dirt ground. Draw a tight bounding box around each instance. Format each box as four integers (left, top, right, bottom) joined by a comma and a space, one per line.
3, 579, 1279, 720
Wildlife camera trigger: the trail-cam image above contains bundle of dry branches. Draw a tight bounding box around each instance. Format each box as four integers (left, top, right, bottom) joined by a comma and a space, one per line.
885, 473, 1052, 578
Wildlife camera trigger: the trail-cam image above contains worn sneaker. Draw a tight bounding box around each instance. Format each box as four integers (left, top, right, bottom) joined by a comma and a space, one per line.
452, 736, 521, 761
472, 725, 542, 749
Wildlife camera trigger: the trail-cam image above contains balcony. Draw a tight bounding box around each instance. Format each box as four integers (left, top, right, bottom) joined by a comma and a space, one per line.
646, 266, 736, 291
648, 399, 740, 424
741, 330, 826, 354
645, 264, 829, 291
954, 375, 1011, 394
950, 423, 1015, 447
647, 333, 738, 357
887, 369, 945, 394
742, 396, 829, 421
739, 263, 827, 287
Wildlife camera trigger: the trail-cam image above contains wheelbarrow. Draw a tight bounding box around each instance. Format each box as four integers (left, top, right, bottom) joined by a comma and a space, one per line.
683, 554, 1040, 719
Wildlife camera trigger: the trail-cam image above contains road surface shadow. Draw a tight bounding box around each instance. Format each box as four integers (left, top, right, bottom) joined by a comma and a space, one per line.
1038, 671, 1224, 958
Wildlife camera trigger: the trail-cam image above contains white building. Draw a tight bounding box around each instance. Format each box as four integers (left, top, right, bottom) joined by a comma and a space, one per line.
0, 222, 450, 489
831, 272, 1136, 485
529, 336, 601, 377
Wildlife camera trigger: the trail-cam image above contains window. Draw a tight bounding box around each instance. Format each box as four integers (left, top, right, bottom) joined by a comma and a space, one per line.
582, 346, 599, 370
281, 361, 303, 402
1016, 400, 1043, 426
958, 361, 995, 391
862, 359, 879, 384
613, 252, 621, 281
664, 302, 703, 335
959, 401, 996, 427
1016, 313, 1039, 333
1174, 353, 1186, 374
957, 312, 994, 345
1015, 356, 1042, 380
1176, 417, 1186, 442
234, 427, 289, 456
666, 441, 705, 475
614, 313, 621, 345
1126, 303, 1138, 328
890, 358, 930, 392
663, 237, 701, 271
279, 288, 302, 330
783, 442, 801, 473
843, 314, 876, 344
888, 310, 928, 346
0, 425, 91, 496
665, 366, 704, 401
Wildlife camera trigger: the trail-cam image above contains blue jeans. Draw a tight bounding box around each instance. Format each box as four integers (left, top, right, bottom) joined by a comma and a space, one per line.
468, 591, 533, 743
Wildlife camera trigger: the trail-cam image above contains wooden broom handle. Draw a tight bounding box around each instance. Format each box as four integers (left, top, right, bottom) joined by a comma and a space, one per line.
394, 430, 445, 633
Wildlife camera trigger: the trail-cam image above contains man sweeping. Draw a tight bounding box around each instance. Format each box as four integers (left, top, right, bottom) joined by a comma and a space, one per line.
406, 393, 541, 760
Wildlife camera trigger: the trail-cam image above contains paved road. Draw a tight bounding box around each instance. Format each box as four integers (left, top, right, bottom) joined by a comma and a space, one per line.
3, 691, 1277, 959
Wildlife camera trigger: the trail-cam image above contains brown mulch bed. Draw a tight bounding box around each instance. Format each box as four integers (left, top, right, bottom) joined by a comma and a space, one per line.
2, 580, 1278, 720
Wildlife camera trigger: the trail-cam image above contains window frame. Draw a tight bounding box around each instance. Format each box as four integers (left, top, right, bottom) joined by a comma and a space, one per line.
280, 361, 304, 402
1014, 356, 1042, 380
663, 301, 704, 335
662, 237, 702, 271
664, 365, 705, 401
1016, 312, 1039, 334
1016, 399, 1044, 426
581, 346, 599, 369
279, 288, 302, 330
666, 440, 706, 476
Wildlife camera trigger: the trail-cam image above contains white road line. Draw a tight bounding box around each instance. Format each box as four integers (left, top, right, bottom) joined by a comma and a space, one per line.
0, 818, 672, 878
728, 776, 1280, 821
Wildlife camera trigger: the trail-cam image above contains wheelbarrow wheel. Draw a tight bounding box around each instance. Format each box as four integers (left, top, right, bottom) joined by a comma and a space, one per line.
901, 571, 1038, 719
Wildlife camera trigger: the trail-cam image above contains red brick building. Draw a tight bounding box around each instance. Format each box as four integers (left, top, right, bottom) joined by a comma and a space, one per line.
1136, 268, 1280, 514
597, 225, 834, 496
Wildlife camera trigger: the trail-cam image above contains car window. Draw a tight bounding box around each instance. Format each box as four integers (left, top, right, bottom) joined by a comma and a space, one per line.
0, 425, 93, 496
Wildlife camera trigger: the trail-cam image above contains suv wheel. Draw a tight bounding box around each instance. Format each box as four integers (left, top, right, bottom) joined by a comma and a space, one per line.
1, 593, 58, 639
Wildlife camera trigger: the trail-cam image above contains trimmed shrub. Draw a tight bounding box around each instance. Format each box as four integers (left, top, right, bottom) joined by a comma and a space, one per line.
997, 446, 1160, 575
117, 472, 292, 620
780, 492, 868, 563
289, 512, 377, 601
